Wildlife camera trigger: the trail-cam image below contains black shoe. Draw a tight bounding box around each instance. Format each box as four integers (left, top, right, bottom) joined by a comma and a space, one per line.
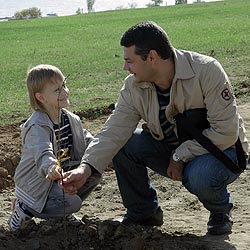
122, 207, 163, 227
207, 211, 233, 235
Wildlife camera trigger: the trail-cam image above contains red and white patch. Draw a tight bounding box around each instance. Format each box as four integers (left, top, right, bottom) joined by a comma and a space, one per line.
221, 88, 231, 101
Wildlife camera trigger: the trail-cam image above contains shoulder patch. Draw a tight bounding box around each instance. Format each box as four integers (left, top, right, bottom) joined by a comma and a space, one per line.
221, 88, 231, 101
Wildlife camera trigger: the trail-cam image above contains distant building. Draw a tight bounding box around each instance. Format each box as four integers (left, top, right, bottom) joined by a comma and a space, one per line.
46, 12, 58, 17
0, 17, 9, 21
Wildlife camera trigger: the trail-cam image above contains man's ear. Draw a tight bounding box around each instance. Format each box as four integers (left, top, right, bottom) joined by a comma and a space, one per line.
35, 92, 45, 103
148, 50, 158, 62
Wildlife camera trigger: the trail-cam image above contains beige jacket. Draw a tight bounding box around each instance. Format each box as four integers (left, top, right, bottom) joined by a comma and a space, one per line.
82, 49, 249, 173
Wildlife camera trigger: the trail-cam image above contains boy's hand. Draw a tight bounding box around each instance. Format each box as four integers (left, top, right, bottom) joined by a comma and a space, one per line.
46, 164, 62, 181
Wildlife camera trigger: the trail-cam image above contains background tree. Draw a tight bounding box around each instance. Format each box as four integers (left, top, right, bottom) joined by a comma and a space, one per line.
76, 8, 82, 14
175, 0, 187, 4
87, 0, 95, 12
146, 0, 163, 7
128, 2, 138, 9
115, 6, 125, 10
14, 7, 41, 19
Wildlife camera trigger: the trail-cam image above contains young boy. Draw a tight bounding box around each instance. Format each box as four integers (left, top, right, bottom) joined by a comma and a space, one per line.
8, 64, 101, 231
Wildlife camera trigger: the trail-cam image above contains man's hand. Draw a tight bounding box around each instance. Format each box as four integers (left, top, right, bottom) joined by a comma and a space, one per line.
167, 152, 184, 181
59, 163, 92, 194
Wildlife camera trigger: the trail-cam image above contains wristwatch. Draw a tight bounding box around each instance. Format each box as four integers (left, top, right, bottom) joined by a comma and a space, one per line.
172, 151, 182, 162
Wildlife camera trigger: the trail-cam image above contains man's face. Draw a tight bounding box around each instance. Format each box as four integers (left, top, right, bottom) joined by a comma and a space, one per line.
123, 45, 153, 82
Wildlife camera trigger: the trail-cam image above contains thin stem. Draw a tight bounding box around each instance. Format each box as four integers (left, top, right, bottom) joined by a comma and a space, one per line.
57, 76, 68, 248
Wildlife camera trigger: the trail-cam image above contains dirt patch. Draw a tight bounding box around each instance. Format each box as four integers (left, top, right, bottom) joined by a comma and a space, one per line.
0, 104, 250, 250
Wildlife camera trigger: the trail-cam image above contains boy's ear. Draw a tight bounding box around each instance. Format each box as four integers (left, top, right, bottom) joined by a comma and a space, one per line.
35, 92, 45, 103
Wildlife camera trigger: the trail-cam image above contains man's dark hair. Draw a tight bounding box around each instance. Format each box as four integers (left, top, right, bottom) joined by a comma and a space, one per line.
120, 21, 174, 60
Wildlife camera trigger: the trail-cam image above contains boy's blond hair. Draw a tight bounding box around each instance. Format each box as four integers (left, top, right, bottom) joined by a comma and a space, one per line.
26, 64, 64, 111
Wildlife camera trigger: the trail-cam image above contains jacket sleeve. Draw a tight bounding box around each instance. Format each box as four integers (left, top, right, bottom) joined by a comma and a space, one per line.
82, 79, 141, 173
83, 128, 94, 147
176, 60, 239, 162
23, 124, 57, 177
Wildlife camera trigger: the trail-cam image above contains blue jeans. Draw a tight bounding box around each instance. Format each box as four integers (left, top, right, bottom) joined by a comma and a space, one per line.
26, 172, 102, 219
113, 128, 240, 220
27, 182, 82, 219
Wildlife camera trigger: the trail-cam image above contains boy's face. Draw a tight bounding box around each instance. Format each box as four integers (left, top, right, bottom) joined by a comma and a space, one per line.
35, 79, 70, 111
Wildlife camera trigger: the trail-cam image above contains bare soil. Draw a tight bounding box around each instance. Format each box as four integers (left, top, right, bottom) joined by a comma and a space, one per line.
0, 105, 249, 250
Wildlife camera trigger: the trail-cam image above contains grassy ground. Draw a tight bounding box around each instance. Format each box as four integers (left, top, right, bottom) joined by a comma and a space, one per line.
0, 0, 249, 124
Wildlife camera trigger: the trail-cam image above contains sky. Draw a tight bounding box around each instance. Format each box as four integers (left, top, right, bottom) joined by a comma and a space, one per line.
94, 0, 174, 12
93, 0, 219, 12
0, 0, 87, 18
0, 0, 220, 18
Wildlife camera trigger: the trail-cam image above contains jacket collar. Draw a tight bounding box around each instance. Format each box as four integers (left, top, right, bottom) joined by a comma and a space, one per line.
24, 108, 70, 127
22, 111, 53, 128
131, 75, 154, 89
173, 48, 195, 80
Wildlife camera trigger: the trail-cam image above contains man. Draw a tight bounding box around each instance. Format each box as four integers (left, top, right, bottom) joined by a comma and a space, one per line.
61, 21, 249, 235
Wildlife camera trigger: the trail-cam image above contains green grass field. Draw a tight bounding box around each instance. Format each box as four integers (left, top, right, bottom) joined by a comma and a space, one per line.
0, 0, 249, 125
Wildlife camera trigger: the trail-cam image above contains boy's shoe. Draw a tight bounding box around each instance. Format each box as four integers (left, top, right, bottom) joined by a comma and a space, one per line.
122, 206, 163, 227
65, 214, 82, 223
8, 198, 33, 231
207, 211, 233, 235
